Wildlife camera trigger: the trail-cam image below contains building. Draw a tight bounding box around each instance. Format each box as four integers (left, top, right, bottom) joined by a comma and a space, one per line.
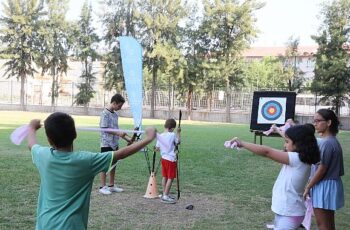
243, 46, 318, 80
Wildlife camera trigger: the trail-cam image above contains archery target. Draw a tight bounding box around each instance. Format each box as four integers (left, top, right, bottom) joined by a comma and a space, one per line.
257, 97, 286, 124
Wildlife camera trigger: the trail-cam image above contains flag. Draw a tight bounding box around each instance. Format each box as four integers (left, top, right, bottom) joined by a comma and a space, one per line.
119, 36, 143, 128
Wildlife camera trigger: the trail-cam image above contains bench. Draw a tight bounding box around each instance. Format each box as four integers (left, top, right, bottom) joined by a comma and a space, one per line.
250, 130, 282, 145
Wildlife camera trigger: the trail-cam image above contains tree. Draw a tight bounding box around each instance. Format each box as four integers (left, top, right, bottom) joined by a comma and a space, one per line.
74, 1, 100, 112
100, 0, 137, 92
0, 0, 44, 110
184, 2, 226, 113
170, 2, 201, 118
311, 0, 350, 115
137, 0, 186, 118
244, 56, 287, 90
201, 0, 263, 122
36, 0, 70, 107
282, 37, 305, 92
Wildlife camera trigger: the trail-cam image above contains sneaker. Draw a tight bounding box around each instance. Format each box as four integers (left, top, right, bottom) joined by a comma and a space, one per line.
99, 186, 112, 195
161, 195, 176, 204
159, 194, 175, 199
108, 185, 124, 193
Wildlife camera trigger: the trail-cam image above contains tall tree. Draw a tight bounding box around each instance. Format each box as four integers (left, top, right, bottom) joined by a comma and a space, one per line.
180, 1, 223, 115
74, 1, 100, 112
311, 0, 350, 115
36, 0, 70, 107
0, 0, 44, 110
100, 0, 137, 92
137, 0, 186, 118
282, 37, 305, 92
201, 0, 263, 122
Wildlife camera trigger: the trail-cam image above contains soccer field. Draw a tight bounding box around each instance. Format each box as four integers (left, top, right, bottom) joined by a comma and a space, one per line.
0, 111, 349, 229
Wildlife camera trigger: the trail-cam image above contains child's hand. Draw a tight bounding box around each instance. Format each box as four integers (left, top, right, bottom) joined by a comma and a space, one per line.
29, 119, 41, 130
145, 127, 157, 140
154, 146, 160, 152
116, 131, 127, 137
177, 127, 181, 133
303, 187, 311, 200
224, 137, 242, 149
230, 137, 242, 147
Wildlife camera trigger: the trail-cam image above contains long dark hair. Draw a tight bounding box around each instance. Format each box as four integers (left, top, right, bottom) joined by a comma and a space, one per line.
285, 125, 320, 164
316, 109, 340, 135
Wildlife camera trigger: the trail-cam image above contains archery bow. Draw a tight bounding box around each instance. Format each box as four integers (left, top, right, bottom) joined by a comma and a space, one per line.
127, 126, 141, 146
176, 110, 182, 200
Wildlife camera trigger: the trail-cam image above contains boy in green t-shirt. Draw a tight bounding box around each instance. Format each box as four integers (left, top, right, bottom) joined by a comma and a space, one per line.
27, 112, 156, 230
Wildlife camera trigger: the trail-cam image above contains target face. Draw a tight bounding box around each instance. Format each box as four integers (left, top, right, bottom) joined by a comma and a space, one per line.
257, 97, 286, 124
261, 100, 282, 120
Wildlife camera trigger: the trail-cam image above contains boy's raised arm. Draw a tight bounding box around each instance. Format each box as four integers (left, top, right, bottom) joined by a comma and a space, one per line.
27, 119, 42, 150
112, 127, 157, 163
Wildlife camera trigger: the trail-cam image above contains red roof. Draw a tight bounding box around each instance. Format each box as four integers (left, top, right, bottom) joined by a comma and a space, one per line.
243, 46, 318, 57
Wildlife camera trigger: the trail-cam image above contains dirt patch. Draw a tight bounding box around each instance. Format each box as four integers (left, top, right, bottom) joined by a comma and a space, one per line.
88, 186, 231, 229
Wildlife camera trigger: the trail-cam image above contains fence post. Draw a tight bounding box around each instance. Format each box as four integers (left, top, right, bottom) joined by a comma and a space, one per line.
171, 84, 174, 110
10, 80, 13, 104
71, 82, 74, 106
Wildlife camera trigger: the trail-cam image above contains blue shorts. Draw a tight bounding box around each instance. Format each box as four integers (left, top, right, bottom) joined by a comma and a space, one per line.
311, 179, 344, 210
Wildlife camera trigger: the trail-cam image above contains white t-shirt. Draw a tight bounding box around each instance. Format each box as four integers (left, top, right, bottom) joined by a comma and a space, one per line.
271, 152, 311, 216
155, 132, 179, 162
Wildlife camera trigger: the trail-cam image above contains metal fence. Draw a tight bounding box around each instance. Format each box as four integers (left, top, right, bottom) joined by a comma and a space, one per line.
0, 80, 349, 116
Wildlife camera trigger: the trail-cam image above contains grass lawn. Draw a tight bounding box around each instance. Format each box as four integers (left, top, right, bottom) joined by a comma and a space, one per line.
0, 111, 349, 229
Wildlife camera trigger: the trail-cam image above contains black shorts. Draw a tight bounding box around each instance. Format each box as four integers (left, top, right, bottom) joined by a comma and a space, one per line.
101, 146, 118, 153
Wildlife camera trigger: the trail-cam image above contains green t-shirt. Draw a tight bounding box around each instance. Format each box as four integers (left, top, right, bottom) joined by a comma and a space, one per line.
31, 144, 113, 230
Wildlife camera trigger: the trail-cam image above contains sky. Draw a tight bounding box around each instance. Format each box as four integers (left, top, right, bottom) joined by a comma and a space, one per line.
252, 0, 323, 46
66, 0, 324, 47
0, 0, 324, 47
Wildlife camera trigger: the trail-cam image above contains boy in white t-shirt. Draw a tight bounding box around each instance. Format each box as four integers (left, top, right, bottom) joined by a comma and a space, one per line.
155, 118, 181, 204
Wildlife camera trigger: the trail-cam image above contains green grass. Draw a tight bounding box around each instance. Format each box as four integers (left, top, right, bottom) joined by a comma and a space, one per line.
0, 111, 349, 229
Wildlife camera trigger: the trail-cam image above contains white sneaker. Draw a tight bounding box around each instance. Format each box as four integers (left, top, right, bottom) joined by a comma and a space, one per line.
159, 194, 176, 199
99, 186, 112, 195
108, 185, 124, 193
161, 195, 176, 204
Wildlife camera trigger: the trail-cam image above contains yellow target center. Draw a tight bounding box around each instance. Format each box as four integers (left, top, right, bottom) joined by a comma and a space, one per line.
268, 107, 276, 114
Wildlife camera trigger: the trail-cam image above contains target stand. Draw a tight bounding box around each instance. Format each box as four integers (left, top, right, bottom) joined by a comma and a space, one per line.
250, 130, 282, 145
250, 91, 296, 144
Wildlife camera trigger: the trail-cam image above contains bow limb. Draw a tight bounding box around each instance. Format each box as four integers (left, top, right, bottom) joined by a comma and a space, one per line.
176, 110, 182, 200
176, 147, 180, 200
127, 127, 140, 146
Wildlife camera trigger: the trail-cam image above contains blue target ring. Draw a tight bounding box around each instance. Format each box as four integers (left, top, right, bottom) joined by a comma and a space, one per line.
261, 100, 283, 121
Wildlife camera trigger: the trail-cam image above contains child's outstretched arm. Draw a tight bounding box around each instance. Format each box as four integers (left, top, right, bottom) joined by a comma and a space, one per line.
112, 127, 157, 163
229, 138, 289, 164
27, 119, 42, 150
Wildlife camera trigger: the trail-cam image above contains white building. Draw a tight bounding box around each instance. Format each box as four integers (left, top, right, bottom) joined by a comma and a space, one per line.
243, 46, 318, 80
